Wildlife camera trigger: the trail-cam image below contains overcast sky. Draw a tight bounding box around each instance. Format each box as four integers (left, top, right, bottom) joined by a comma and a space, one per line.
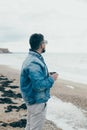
0, 0, 87, 52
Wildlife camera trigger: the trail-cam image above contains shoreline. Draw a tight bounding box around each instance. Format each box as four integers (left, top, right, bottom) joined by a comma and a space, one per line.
0, 65, 87, 130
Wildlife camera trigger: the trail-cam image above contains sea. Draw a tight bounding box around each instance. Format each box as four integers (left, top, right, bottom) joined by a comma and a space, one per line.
0, 52, 87, 130
0, 52, 87, 84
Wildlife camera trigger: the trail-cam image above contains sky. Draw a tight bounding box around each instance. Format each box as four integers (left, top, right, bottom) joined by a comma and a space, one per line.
0, 0, 87, 53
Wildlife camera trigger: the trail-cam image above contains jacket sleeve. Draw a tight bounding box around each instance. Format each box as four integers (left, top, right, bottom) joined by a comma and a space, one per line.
28, 62, 54, 92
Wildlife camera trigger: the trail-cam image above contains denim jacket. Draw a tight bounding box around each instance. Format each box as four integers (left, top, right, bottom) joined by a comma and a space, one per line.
20, 50, 54, 105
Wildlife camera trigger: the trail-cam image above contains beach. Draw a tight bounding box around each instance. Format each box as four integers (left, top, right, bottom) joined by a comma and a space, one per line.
0, 65, 87, 130
0, 0, 87, 129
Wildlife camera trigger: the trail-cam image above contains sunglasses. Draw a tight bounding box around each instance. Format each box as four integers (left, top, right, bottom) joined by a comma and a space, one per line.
41, 40, 48, 44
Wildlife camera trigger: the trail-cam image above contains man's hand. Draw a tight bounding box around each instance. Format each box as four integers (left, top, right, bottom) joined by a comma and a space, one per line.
50, 72, 58, 81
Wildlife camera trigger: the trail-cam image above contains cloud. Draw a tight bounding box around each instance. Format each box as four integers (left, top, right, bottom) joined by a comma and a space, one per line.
0, 0, 87, 52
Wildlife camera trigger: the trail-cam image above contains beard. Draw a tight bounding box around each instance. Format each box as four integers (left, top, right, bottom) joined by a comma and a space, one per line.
41, 48, 46, 53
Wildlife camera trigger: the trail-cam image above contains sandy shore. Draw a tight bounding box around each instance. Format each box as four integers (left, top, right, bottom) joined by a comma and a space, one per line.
51, 78, 87, 111
0, 65, 87, 130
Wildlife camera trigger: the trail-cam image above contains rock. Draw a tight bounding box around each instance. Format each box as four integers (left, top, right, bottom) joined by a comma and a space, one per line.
0, 48, 11, 53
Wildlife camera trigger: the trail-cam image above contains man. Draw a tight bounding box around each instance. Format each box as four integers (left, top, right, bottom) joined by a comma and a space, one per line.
20, 33, 58, 130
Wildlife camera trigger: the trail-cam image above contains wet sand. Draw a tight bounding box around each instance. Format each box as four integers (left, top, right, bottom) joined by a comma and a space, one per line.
51, 78, 87, 111
0, 65, 87, 130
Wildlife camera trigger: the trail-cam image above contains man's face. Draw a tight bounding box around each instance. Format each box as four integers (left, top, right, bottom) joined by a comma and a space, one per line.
40, 40, 47, 53
42, 44, 46, 53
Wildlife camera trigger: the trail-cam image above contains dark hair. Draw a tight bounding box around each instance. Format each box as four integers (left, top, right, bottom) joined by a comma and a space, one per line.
29, 33, 44, 50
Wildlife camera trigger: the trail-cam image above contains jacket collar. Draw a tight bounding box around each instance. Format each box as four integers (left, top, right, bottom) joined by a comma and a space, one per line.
29, 49, 44, 61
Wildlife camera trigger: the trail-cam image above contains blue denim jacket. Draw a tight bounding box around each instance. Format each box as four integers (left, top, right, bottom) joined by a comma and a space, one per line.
20, 50, 54, 105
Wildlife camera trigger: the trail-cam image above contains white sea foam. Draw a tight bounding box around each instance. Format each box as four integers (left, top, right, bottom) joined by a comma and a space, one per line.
47, 96, 87, 130
65, 85, 74, 89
